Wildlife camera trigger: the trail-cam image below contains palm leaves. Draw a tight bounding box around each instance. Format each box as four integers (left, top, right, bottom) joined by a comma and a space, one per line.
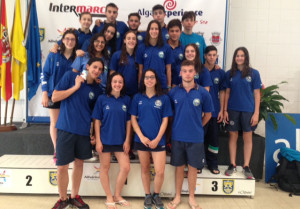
259, 81, 296, 130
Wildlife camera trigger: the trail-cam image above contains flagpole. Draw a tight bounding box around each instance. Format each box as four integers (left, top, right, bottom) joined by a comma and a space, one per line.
0, 0, 2, 127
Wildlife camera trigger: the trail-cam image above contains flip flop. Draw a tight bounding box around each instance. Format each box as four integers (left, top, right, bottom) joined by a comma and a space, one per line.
197, 169, 202, 174
209, 168, 220, 175
189, 202, 201, 209
105, 201, 117, 209
167, 200, 181, 209
115, 199, 130, 207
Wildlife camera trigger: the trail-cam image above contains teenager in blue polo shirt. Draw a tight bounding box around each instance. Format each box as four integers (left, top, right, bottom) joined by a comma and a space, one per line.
180, 11, 206, 64
51, 12, 93, 52
72, 34, 110, 91
184, 44, 212, 91
92, 72, 131, 209
167, 19, 185, 87
136, 20, 173, 91
41, 30, 78, 162
130, 69, 173, 209
110, 31, 138, 97
92, 3, 128, 50
127, 13, 144, 46
203, 45, 226, 175
168, 60, 213, 209
224, 47, 262, 179
51, 57, 103, 209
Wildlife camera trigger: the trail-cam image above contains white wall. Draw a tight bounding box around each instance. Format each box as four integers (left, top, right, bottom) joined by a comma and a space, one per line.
1, 0, 300, 135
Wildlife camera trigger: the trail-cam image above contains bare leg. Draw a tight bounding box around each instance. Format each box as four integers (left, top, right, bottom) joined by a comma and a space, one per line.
152, 151, 166, 193
229, 131, 238, 165
71, 159, 84, 198
49, 108, 59, 151
243, 131, 253, 167
57, 164, 69, 200
114, 151, 130, 202
188, 165, 199, 207
137, 151, 151, 194
99, 152, 114, 203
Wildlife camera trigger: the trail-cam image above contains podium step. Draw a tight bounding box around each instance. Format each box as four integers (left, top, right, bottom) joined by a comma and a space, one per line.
0, 155, 255, 197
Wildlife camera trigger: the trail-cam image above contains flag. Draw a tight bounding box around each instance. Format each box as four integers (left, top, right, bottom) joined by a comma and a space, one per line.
26, 0, 41, 100
11, 0, 27, 100
0, 0, 12, 101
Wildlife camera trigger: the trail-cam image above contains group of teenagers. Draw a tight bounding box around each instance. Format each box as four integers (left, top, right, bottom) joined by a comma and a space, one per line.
41, 3, 262, 209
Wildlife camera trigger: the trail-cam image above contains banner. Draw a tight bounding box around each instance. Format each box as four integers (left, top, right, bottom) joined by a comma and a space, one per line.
28, 0, 228, 121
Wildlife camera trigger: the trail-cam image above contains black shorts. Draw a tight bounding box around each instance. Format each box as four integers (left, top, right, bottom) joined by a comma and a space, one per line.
56, 130, 92, 166
226, 110, 257, 132
46, 97, 61, 109
134, 142, 166, 152
102, 144, 124, 153
170, 140, 205, 169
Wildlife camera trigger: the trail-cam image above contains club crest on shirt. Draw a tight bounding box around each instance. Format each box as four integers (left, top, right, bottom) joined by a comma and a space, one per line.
223, 180, 234, 194
214, 77, 219, 84
89, 92, 95, 100
174, 99, 178, 104
138, 100, 143, 105
56, 62, 59, 67
193, 98, 200, 106
178, 53, 184, 60
194, 73, 199, 79
104, 65, 108, 72
137, 35, 143, 41
154, 100, 162, 108
105, 105, 110, 110
144, 53, 148, 58
246, 76, 252, 82
122, 105, 127, 112
158, 51, 165, 58
165, 34, 169, 40
195, 42, 200, 47
116, 31, 120, 39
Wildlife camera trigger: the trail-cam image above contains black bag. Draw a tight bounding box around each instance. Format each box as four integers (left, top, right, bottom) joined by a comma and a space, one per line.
275, 156, 300, 195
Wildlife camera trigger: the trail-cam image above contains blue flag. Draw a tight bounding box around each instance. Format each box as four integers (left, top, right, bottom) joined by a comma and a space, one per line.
26, 0, 41, 100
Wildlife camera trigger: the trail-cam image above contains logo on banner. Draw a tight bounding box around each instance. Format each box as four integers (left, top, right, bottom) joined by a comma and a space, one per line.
39, 28, 45, 42
164, 0, 177, 11
223, 179, 234, 194
49, 171, 58, 186
210, 32, 222, 46
0, 170, 11, 185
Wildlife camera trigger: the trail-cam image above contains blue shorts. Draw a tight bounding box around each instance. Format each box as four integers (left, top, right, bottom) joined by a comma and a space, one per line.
56, 129, 92, 166
170, 140, 205, 169
226, 110, 257, 132
102, 144, 123, 153
134, 142, 166, 152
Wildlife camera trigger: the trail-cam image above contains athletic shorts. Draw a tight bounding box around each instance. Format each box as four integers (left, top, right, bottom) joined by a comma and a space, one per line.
56, 129, 92, 166
170, 140, 205, 169
226, 110, 257, 132
47, 97, 61, 109
102, 144, 124, 153
134, 142, 166, 152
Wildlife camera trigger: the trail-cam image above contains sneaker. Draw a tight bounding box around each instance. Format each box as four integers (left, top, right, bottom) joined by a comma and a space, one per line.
243, 166, 254, 179
69, 195, 89, 209
52, 199, 69, 209
53, 152, 57, 164
225, 164, 237, 176
144, 194, 153, 209
152, 194, 164, 209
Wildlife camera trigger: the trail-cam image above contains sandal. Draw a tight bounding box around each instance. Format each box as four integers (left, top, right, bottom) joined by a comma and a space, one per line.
105, 201, 117, 209
197, 169, 202, 174
167, 200, 181, 209
115, 199, 130, 207
209, 168, 220, 175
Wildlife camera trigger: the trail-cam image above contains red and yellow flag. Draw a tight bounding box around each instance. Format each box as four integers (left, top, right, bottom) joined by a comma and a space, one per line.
0, 0, 12, 101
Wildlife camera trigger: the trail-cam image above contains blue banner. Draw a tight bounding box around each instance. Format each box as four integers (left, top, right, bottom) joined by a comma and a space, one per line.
265, 113, 300, 182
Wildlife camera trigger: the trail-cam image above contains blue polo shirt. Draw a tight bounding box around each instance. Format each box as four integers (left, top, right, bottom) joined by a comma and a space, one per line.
208, 68, 226, 118
55, 71, 102, 136
136, 31, 145, 46
167, 42, 185, 85
57, 28, 92, 49
92, 21, 129, 50
129, 93, 173, 146
225, 69, 262, 112
92, 95, 131, 145
71, 53, 109, 90
136, 43, 174, 89
169, 84, 214, 143
180, 32, 206, 63
194, 67, 213, 88
41, 52, 75, 97
109, 50, 138, 96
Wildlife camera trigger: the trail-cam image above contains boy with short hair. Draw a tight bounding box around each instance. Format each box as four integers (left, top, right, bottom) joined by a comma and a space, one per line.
203, 45, 226, 174
92, 3, 128, 50
180, 11, 206, 63
167, 19, 185, 87
127, 12, 144, 45
168, 60, 213, 209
